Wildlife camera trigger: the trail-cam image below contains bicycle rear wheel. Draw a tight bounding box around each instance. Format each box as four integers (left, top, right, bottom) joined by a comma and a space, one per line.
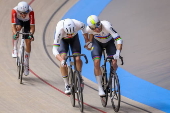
100, 65, 108, 107
75, 71, 83, 112
19, 46, 24, 84
68, 66, 75, 107
111, 73, 121, 112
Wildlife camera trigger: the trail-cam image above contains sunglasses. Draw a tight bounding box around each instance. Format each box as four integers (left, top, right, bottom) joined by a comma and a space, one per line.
89, 22, 101, 30
18, 10, 29, 14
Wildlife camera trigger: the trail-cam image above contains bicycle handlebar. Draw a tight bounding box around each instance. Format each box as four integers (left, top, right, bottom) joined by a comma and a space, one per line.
104, 56, 124, 65
64, 54, 88, 64
17, 32, 31, 35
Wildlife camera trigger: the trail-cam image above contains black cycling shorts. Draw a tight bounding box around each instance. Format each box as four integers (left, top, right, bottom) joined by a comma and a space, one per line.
16, 18, 30, 39
91, 38, 116, 60
58, 34, 81, 55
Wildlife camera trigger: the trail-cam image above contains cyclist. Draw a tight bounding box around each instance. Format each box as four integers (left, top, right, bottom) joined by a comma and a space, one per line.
84, 15, 123, 96
11, 1, 35, 76
52, 18, 88, 94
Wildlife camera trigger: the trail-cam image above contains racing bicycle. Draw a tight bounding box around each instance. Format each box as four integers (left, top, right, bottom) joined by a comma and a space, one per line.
100, 49, 124, 112
64, 52, 88, 112
16, 29, 31, 84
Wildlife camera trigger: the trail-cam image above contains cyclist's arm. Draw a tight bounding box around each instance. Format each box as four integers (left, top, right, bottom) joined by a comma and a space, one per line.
30, 25, 35, 35
76, 20, 89, 42
52, 29, 64, 61
109, 27, 123, 51
89, 34, 94, 42
29, 11, 35, 35
83, 33, 89, 43
11, 9, 17, 35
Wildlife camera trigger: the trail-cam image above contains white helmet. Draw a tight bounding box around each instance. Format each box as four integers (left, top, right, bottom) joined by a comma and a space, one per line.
17, 1, 29, 13
87, 15, 101, 29
63, 19, 76, 34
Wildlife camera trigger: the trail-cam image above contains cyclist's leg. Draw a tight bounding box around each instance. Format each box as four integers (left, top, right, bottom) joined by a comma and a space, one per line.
70, 34, 84, 88
105, 39, 117, 86
23, 20, 31, 75
105, 39, 117, 71
70, 34, 82, 72
91, 38, 105, 96
12, 19, 23, 58
58, 39, 71, 94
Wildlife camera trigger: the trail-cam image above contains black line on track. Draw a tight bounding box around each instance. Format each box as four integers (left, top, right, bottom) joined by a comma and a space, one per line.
42, 0, 68, 68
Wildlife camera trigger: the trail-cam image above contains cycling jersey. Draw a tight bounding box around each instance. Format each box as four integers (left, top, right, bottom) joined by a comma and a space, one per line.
53, 19, 87, 56
86, 20, 122, 60
11, 6, 35, 25
86, 20, 122, 44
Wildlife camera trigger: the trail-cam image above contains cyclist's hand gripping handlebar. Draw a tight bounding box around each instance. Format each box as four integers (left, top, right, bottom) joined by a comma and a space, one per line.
105, 56, 124, 65
16, 32, 34, 40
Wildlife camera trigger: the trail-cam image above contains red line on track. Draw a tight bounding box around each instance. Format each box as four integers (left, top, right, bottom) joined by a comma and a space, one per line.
30, 69, 107, 113
28, 0, 35, 5
28, 0, 106, 112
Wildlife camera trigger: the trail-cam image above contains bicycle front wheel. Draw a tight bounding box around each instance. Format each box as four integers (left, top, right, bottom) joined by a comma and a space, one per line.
68, 66, 75, 107
100, 66, 108, 107
20, 46, 24, 84
17, 56, 21, 79
111, 73, 121, 112
75, 71, 83, 112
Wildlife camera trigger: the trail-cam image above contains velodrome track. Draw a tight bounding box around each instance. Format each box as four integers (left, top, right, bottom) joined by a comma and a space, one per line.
0, 0, 168, 112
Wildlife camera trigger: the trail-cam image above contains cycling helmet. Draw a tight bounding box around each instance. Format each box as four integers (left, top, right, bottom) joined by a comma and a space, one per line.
63, 19, 76, 34
87, 15, 101, 30
17, 1, 29, 13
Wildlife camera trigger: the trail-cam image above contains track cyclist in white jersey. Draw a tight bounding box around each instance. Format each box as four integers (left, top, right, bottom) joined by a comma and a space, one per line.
11, 1, 35, 76
52, 19, 89, 94
84, 15, 123, 96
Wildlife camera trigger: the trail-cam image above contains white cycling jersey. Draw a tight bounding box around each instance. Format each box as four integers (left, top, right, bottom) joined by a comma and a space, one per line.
86, 20, 123, 44
53, 19, 87, 56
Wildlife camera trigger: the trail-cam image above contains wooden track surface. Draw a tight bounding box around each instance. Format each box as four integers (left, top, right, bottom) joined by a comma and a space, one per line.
0, 0, 165, 112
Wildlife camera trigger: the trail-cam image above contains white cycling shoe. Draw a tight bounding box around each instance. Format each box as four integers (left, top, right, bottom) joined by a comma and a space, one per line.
12, 49, 17, 58
65, 85, 71, 95
99, 87, 105, 96
24, 65, 29, 76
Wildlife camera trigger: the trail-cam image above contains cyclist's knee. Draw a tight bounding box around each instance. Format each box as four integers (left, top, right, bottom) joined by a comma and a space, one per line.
112, 60, 118, 70
75, 56, 81, 60
25, 39, 31, 46
94, 59, 100, 64
16, 25, 22, 31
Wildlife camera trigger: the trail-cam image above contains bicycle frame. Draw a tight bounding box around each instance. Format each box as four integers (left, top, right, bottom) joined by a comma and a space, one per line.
65, 52, 88, 112
100, 49, 123, 112
17, 29, 31, 84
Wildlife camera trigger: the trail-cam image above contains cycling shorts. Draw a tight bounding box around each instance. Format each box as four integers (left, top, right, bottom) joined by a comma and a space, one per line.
58, 34, 81, 55
91, 38, 116, 60
16, 18, 30, 39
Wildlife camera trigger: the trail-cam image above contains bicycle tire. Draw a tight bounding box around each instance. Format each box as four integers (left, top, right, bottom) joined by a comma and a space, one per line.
20, 46, 24, 84
75, 71, 83, 112
68, 66, 75, 107
17, 56, 21, 79
100, 65, 108, 107
111, 73, 121, 112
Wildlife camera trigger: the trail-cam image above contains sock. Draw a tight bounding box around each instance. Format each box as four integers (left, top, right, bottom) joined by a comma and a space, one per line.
96, 75, 103, 89
62, 75, 69, 87
24, 51, 30, 66
13, 38, 18, 50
